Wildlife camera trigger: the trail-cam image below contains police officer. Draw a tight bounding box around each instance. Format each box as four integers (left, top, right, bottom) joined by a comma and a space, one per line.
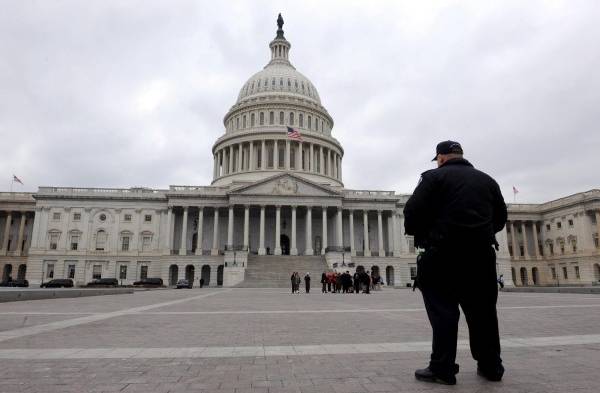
404, 141, 507, 385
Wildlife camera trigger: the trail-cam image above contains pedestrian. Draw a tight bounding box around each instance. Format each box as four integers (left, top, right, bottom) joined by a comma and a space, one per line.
304, 272, 311, 293
295, 272, 301, 294
199, 277, 205, 288
321, 271, 327, 293
404, 140, 507, 385
497, 274, 504, 289
290, 272, 296, 294
353, 271, 360, 294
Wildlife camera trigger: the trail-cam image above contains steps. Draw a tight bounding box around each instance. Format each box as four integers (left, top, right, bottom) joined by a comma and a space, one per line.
235, 255, 329, 288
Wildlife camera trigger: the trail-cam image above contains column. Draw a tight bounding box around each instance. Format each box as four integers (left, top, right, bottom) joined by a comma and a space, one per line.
227, 206, 234, 250
510, 221, 517, 259
164, 208, 172, 252
261, 140, 266, 170
319, 146, 324, 175
291, 206, 297, 255
274, 140, 279, 169
274, 206, 281, 255
521, 221, 530, 260
237, 144, 243, 172
532, 221, 540, 259
363, 210, 370, 256
211, 208, 219, 255
377, 210, 385, 256
217, 150, 222, 177
258, 206, 266, 255
392, 212, 400, 256
3, 211, 15, 253
249, 142, 254, 171
228, 145, 233, 174
30, 207, 42, 249
305, 207, 313, 255
310, 143, 314, 172
15, 212, 26, 256
336, 207, 343, 247
285, 140, 290, 170
596, 211, 600, 247
333, 154, 338, 179
349, 210, 356, 256
338, 155, 342, 180
179, 207, 188, 255
195, 208, 204, 255
322, 207, 328, 254
243, 205, 249, 250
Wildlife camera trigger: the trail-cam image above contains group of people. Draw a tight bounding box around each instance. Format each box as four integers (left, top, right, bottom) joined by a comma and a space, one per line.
290, 271, 310, 293
320, 270, 381, 294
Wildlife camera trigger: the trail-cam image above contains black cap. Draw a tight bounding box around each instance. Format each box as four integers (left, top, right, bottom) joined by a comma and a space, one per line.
432, 140, 463, 161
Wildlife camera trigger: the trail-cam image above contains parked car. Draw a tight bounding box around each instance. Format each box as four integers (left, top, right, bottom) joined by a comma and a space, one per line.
132, 277, 163, 287
176, 279, 192, 289
86, 278, 119, 287
40, 279, 74, 288
6, 279, 29, 287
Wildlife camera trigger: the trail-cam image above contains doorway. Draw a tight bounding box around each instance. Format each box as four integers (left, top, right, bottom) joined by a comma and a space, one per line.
280, 234, 290, 255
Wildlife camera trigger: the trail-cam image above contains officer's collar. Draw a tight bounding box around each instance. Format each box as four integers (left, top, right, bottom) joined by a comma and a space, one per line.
440, 157, 473, 168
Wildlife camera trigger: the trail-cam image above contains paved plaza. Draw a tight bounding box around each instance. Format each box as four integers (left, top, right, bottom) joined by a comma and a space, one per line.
0, 288, 599, 392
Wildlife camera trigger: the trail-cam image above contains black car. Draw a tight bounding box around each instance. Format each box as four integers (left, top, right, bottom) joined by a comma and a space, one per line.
176, 279, 192, 289
132, 277, 163, 287
7, 279, 29, 287
86, 278, 119, 287
40, 279, 74, 288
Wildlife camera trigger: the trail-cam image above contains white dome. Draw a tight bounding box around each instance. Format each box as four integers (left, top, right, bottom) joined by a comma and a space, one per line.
236, 63, 321, 104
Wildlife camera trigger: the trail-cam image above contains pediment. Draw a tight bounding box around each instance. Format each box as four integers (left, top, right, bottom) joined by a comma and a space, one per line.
228, 174, 340, 197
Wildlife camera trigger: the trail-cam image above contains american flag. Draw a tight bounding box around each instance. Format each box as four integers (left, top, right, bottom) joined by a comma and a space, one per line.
13, 175, 23, 185
286, 126, 302, 141
513, 186, 519, 194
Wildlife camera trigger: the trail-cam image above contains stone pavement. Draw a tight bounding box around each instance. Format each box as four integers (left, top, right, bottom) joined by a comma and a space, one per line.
0, 288, 599, 392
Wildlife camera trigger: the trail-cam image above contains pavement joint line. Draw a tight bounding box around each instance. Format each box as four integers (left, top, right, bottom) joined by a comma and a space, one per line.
0, 289, 231, 343
1, 333, 599, 360
3, 303, 600, 316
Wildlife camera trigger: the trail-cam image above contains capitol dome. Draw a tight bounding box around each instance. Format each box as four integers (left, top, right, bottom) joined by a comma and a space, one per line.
211, 14, 343, 188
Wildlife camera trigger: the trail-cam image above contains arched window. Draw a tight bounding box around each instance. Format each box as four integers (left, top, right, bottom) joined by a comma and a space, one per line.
299, 113, 304, 127
259, 112, 264, 125
250, 113, 255, 127
289, 112, 294, 126
314, 117, 319, 131
236, 117, 239, 129
520, 267, 528, 286
269, 112, 274, 125
308, 115, 312, 129
96, 230, 107, 251
279, 112, 284, 125
242, 115, 247, 128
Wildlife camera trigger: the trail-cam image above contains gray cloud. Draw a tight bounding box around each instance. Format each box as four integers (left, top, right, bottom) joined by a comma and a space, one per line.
0, 0, 598, 203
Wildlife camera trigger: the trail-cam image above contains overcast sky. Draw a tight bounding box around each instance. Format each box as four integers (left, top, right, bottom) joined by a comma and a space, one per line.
1, 0, 598, 203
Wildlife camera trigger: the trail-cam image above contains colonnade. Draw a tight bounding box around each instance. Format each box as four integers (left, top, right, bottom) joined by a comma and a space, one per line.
213, 140, 342, 181
167, 205, 404, 257
0, 211, 31, 256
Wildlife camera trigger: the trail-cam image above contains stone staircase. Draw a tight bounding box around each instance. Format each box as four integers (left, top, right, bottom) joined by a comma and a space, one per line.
235, 255, 329, 288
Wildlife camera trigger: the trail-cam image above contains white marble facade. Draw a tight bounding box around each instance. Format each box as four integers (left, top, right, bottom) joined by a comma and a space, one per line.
1, 18, 598, 288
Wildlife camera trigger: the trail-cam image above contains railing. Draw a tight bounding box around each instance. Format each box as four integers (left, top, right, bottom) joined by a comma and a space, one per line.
37, 187, 167, 196
344, 190, 397, 197
0, 192, 35, 201
169, 185, 229, 194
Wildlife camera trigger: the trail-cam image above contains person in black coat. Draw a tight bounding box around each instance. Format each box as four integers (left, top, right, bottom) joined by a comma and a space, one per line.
353, 271, 360, 294
321, 272, 327, 293
405, 141, 507, 385
304, 272, 311, 293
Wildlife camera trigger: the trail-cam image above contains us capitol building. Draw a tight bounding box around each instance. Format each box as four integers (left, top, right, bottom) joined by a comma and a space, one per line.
1, 17, 599, 288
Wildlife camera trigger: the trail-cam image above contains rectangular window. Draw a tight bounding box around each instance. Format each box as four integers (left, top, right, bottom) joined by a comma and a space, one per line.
119, 265, 127, 280
73, 213, 81, 221
519, 246, 524, 257
410, 266, 417, 280
70, 235, 79, 251
551, 267, 557, 279
92, 265, 102, 280
144, 215, 152, 222
562, 266, 568, 279
557, 222, 562, 229
124, 214, 132, 222
50, 233, 59, 250
121, 236, 130, 251
53, 212, 61, 220
575, 266, 580, 279
408, 237, 415, 254
67, 264, 76, 279
546, 224, 551, 231
549, 243, 554, 255
46, 263, 55, 279
568, 219, 574, 227
594, 235, 599, 248
142, 236, 151, 251
140, 265, 148, 279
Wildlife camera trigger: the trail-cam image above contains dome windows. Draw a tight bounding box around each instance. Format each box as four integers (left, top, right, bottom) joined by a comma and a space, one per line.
279, 112, 284, 125
250, 113, 255, 127
259, 112, 264, 125
269, 112, 274, 125
243, 115, 247, 128
280, 78, 283, 87
307, 115, 312, 129
289, 112, 294, 126
299, 113, 304, 127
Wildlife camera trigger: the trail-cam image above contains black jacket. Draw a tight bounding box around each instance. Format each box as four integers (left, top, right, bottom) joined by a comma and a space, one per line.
403, 158, 507, 249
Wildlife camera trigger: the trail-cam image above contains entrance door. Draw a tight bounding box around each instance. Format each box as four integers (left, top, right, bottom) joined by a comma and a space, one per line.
280, 234, 290, 255
169, 265, 178, 286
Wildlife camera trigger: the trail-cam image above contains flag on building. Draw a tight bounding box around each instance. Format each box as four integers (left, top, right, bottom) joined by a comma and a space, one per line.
513, 186, 519, 194
286, 126, 302, 141
12, 175, 23, 185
